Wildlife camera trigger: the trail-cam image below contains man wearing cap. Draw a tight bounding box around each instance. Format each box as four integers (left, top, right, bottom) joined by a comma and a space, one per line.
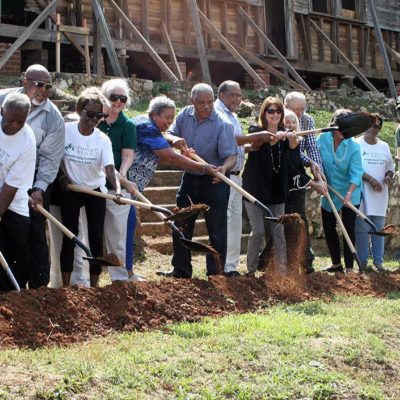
0, 64, 65, 288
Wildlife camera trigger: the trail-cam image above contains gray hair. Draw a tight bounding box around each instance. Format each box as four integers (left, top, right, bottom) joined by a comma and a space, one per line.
191, 83, 214, 100
2, 93, 31, 116
101, 78, 131, 108
330, 108, 352, 127
284, 91, 306, 107
147, 96, 175, 116
218, 80, 240, 95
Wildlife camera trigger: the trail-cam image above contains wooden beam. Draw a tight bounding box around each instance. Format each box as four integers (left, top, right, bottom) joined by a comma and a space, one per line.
161, 22, 183, 80
371, 31, 400, 66
58, 25, 90, 35
92, 0, 102, 74
0, 0, 57, 71
366, 0, 396, 98
187, 0, 212, 84
56, 14, 61, 73
317, 18, 324, 62
298, 14, 311, 62
197, 8, 266, 88
284, 0, 295, 58
107, 0, 179, 81
142, 0, 149, 41
92, 0, 124, 76
83, 18, 91, 74
347, 23, 353, 62
309, 19, 379, 93
238, 7, 310, 90
233, 44, 306, 91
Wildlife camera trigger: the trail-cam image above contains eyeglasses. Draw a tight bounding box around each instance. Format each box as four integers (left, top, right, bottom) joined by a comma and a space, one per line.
82, 109, 109, 119
266, 109, 283, 115
109, 94, 128, 103
28, 79, 52, 90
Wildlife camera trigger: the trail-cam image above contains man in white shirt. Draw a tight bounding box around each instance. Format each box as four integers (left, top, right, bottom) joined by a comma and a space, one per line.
0, 93, 36, 291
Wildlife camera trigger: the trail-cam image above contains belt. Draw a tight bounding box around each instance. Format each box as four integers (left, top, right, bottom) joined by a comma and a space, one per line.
230, 170, 241, 176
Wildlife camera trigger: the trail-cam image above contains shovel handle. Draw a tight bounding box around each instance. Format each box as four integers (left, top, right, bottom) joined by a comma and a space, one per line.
294, 127, 335, 137
0, 251, 20, 291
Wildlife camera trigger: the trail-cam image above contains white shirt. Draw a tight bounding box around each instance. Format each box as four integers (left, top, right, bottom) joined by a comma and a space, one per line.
356, 137, 394, 216
63, 122, 114, 191
0, 119, 36, 217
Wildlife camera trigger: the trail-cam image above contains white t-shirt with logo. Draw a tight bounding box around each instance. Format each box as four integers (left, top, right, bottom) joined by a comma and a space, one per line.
356, 137, 394, 216
63, 122, 114, 190
0, 119, 36, 217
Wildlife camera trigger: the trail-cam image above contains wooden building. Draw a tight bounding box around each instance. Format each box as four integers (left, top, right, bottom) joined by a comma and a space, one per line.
0, 0, 400, 91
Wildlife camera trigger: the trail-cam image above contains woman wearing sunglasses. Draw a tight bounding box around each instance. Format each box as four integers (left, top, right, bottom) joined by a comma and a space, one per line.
242, 96, 299, 275
59, 88, 121, 287
98, 79, 138, 282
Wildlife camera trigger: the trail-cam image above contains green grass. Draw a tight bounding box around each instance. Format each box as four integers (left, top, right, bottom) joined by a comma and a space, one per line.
1, 295, 400, 399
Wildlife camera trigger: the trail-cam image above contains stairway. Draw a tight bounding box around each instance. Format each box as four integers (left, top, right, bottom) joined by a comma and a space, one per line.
140, 168, 250, 254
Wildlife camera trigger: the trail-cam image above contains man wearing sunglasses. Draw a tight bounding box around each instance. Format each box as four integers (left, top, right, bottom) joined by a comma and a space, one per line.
0, 64, 65, 289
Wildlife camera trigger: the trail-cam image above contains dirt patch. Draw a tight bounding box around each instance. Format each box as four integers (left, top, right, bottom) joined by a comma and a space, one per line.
1, 270, 400, 349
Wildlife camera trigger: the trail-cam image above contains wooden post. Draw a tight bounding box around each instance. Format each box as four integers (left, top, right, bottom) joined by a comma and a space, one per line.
56, 13, 61, 73
92, 0, 103, 74
366, 0, 396, 98
161, 22, 183, 80
187, 0, 212, 84
83, 18, 91, 74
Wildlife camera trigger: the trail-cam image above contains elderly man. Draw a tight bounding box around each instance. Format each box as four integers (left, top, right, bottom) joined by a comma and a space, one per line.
214, 80, 274, 277
157, 83, 238, 278
0, 64, 65, 288
0, 94, 36, 291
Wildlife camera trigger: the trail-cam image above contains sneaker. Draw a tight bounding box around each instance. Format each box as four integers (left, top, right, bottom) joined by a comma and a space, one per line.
345, 268, 354, 274
224, 271, 241, 277
374, 264, 387, 273
323, 264, 344, 273
128, 273, 146, 282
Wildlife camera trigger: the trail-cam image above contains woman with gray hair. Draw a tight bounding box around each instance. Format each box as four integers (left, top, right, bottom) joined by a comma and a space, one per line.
125, 96, 217, 277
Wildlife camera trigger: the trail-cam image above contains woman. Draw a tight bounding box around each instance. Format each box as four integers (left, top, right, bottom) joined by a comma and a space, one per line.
355, 114, 394, 271
125, 96, 217, 278
98, 78, 137, 282
317, 109, 363, 274
242, 96, 299, 275
60, 88, 121, 287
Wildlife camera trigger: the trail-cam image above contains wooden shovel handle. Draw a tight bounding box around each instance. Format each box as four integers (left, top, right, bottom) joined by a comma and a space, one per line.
294, 127, 335, 137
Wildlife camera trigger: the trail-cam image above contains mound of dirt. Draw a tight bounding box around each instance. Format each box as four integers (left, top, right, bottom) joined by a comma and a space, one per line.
1, 270, 400, 349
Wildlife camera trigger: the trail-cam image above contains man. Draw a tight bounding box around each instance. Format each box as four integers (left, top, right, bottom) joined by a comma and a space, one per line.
0, 64, 65, 288
214, 81, 274, 277
284, 91, 324, 274
158, 83, 238, 278
0, 93, 36, 291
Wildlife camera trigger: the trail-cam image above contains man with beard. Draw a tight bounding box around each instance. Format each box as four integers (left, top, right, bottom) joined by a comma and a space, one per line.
0, 64, 65, 288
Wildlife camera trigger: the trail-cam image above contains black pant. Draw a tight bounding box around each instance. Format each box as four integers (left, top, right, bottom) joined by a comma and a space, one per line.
0, 210, 29, 291
321, 205, 358, 269
60, 189, 106, 276
28, 185, 53, 289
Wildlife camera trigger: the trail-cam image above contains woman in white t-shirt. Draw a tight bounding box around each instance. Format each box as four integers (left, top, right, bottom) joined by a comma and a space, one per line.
355, 114, 394, 271
60, 89, 121, 287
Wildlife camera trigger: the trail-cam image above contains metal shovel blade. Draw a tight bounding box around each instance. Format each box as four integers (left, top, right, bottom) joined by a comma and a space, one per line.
82, 253, 123, 267
337, 112, 374, 139
180, 238, 217, 255
164, 203, 210, 222
369, 224, 400, 237
265, 213, 303, 225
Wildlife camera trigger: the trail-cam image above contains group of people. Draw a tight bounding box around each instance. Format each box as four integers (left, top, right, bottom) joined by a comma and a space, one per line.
0, 63, 395, 291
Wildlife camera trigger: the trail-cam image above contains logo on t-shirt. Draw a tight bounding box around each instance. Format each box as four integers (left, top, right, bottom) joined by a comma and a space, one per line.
65, 143, 75, 152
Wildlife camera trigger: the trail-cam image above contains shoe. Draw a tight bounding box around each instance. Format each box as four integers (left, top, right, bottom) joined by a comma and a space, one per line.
156, 270, 187, 278
374, 264, 387, 273
305, 265, 315, 274
245, 271, 255, 277
345, 268, 354, 274
224, 271, 240, 277
128, 273, 146, 282
323, 264, 344, 273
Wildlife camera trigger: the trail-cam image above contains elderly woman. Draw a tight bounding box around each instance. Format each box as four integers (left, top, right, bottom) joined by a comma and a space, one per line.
97, 79, 137, 282
125, 96, 217, 278
242, 96, 299, 275
317, 109, 363, 274
60, 88, 121, 287
355, 114, 394, 271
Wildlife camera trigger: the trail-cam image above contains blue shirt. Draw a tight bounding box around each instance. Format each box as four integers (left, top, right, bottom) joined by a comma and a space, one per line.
128, 115, 170, 192
317, 131, 363, 211
168, 105, 237, 168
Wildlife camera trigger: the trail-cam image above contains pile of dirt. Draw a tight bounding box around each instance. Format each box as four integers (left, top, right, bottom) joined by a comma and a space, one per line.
1, 270, 400, 349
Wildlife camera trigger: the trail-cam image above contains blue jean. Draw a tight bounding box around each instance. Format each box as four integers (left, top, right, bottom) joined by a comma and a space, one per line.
171, 173, 230, 278
355, 215, 386, 267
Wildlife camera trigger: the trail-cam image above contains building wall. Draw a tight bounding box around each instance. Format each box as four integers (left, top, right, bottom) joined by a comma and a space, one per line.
0, 43, 21, 75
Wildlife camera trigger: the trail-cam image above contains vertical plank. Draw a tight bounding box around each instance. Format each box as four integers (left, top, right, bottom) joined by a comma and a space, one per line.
183, 0, 190, 46
284, 0, 295, 58
299, 15, 311, 61
221, 2, 228, 51
56, 13, 61, 73
142, 0, 149, 41
257, 7, 264, 54
331, 20, 338, 63
358, 26, 365, 67
92, 0, 102, 74
317, 18, 324, 62
347, 23, 353, 62
205, 0, 212, 48
388, 30, 393, 67
243, 5, 251, 49
305, 15, 312, 61
83, 18, 91, 74
161, 21, 183, 80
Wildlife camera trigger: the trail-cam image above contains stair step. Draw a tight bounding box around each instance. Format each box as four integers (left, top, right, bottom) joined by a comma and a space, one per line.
143, 186, 179, 204
149, 170, 183, 187
141, 219, 208, 236
138, 204, 176, 222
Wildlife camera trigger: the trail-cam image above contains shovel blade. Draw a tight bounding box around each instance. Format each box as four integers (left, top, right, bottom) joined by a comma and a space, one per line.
180, 238, 217, 255
82, 253, 123, 267
337, 112, 374, 139
369, 224, 400, 237
265, 213, 303, 225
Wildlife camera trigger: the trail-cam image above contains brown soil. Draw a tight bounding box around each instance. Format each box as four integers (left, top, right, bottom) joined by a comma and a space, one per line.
1, 269, 400, 349
167, 203, 210, 221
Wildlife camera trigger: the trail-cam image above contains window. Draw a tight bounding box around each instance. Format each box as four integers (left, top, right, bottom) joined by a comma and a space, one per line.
312, 0, 329, 13
342, 0, 356, 10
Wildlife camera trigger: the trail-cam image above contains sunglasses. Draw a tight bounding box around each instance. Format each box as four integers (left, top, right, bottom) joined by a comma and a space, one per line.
28, 79, 52, 90
109, 94, 128, 103
266, 108, 283, 115
82, 109, 109, 119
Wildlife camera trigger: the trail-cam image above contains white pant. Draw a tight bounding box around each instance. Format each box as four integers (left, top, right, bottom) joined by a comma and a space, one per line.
225, 175, 243, 273
49, 205, 90, 287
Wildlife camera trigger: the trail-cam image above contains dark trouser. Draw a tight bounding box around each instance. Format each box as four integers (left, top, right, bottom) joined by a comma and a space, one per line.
285, 188, 314, 267
28, 185, 52, 289
60, 189, 106, 276
321, 205, 358, 269
171, 173, 230, 278
0, 210, 30, 291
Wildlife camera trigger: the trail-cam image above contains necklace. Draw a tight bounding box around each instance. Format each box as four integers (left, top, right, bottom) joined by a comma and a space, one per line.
270, 142, 281, 173
332, 139, 347, 164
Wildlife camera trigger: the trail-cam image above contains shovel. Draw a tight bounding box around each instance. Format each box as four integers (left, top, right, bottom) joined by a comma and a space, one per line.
295, 112, 374, 139
327, 185, 396, 237
0, 251, 20, 291
189, 153, 296, 224
67, 184, 217, 256
31, 201, 122, 267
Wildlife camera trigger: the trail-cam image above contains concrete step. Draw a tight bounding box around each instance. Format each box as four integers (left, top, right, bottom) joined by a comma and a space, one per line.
142, 186, 179, 204
141, 219, 208, 237
138, 204, 176, 223
149, 170, 183, 187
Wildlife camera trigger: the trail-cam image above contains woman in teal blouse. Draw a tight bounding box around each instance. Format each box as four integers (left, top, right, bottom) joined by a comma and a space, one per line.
317, 109, 363, 273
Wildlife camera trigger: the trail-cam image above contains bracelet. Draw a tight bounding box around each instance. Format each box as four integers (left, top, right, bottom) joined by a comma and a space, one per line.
346, 191, 352, 195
